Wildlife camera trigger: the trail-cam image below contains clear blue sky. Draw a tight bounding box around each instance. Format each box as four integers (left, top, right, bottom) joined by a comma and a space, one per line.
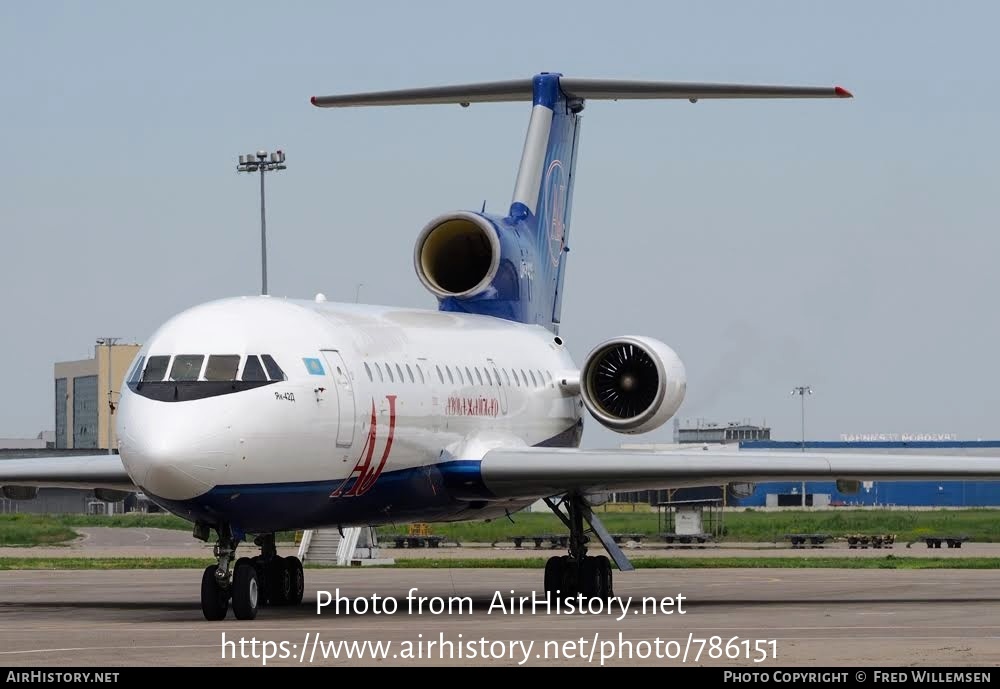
2, 1, 999, 446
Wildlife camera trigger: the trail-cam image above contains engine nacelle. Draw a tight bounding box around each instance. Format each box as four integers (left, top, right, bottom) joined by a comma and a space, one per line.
414, 212, 502, 299
580, 336, 687, 434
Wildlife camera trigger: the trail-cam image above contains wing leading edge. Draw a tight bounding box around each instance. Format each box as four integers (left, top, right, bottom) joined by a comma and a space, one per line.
0, 455, 135, 492
480, 448, 1000, 500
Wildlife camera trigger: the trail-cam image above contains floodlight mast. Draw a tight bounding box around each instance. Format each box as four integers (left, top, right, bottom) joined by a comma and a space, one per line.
237, 150, 287, 295
790, 385, 813, 507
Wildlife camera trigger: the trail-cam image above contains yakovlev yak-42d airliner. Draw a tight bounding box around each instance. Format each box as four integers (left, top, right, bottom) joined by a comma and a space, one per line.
6, 73, 1000, 622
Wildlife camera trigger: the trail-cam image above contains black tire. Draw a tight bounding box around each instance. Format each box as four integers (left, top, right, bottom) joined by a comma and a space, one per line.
266, 556, 290, 606
579, 557, 602, 598
232, 558, 260, 620
595, 555, 613, 598
543, 556, 563, 595
200, 565, 229, 621
558, 556, 578, 598
285, 556, 304, 606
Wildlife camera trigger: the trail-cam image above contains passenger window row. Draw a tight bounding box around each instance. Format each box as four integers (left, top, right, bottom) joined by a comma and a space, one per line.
362, 360, 554, 390
133, 354, 286, 383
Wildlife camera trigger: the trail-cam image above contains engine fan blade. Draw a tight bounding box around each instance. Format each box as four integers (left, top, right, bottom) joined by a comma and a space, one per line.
593, 343, 658, 419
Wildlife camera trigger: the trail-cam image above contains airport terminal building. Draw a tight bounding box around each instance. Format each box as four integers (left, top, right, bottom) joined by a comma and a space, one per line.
619, 421, 1000, 507
54, 342, 140, 451
738, 440, 1000, 507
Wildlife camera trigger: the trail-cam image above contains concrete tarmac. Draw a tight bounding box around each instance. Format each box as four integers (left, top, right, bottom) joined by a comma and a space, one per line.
1, 568, 999, 667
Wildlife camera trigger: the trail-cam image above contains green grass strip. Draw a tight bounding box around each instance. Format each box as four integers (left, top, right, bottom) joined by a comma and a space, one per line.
0, 557, 209, 570
5, 508, 1000, 547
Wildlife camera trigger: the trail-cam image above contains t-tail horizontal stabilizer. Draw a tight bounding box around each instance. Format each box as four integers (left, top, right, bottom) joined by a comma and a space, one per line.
310, 78, 852, 107
311, 74, 851, 334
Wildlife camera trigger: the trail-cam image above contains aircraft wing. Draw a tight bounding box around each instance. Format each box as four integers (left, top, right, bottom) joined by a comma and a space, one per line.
0, 455, 135, 492
479, 447, 1000, 499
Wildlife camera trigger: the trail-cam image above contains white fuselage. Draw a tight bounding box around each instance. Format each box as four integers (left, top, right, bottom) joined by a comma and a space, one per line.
115, 296, 582, 532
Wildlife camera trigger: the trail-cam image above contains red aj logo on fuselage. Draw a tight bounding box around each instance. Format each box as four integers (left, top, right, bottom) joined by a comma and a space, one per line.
331, 394, 397, 498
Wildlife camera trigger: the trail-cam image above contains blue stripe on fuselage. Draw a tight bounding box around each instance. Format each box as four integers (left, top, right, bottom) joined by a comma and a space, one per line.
146, 421, 583, 534
145, 460, 491, 534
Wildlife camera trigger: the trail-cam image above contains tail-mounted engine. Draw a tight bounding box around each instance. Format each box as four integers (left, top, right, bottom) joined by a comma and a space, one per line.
414, 212, 502, 299
413, 210, 560, 327
580, 336, 687, 434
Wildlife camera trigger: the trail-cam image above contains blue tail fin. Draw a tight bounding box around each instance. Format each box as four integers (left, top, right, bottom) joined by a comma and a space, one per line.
507, 73, 582, 332
312, 73, 850, 333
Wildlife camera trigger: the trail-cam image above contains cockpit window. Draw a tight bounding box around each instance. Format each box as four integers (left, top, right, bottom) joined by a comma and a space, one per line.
242, 356, 267, 382
128, 356, 145, 384
129, 353, 284, 403
204, 355, 240, 381
260, 355, 286, 381
169, 355, 204, 381
142, 356, 170, 382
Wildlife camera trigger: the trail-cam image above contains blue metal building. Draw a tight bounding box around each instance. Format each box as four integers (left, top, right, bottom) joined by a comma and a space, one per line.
736, 441, 1000, 507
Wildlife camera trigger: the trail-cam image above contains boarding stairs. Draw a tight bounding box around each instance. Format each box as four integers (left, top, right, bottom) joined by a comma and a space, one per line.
297, 526, 393, 566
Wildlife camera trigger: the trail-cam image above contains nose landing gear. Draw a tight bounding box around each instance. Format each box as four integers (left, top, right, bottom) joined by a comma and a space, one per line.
196, 524, 305, 621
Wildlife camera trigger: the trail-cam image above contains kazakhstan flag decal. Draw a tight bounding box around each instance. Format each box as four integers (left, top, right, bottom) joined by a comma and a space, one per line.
303, 357, 325, 376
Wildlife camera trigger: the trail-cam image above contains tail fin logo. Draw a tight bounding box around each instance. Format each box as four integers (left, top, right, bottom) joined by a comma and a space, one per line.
543, 159, 567, 267
330, 394, 397, 498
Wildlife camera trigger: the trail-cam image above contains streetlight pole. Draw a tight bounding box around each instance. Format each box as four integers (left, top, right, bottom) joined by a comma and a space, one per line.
97, 337, 120, 454
237, 150, 287, 295
259, 163, 267, 296
790, 385, 813, 507
354, 282, 364, 303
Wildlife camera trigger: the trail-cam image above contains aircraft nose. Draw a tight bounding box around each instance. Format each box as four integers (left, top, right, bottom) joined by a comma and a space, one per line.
124, 432, 216, 501
117, 396, 233, 501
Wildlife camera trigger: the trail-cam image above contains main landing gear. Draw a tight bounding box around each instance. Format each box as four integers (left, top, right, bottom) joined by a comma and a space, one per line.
542, 494, 633, 600
197, 525, 305, 621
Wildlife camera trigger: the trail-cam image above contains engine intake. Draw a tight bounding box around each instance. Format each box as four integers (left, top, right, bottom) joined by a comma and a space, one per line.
580, 336, 687, 434
414, 212, 501, 299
